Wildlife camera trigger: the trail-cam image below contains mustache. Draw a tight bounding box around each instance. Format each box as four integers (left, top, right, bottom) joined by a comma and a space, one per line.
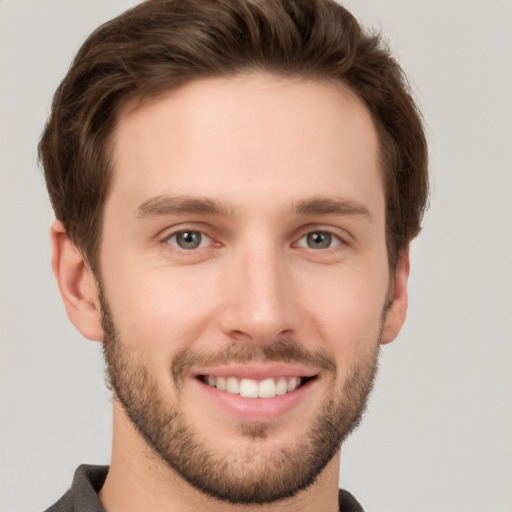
171, 338, 336, 386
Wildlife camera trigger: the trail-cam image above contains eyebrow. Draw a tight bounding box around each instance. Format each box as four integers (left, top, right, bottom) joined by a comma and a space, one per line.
292, 197, 371, 220
135, 195, 234, 219
135, 195, 371, 221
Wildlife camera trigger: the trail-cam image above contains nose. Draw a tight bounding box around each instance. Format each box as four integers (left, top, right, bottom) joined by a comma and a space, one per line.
218, 243, 298, 345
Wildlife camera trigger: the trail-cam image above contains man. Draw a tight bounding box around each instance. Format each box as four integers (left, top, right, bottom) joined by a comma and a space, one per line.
40, 0, 428, 510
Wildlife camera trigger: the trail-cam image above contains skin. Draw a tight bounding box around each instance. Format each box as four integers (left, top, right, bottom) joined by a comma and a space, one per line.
51, 73, 409, 512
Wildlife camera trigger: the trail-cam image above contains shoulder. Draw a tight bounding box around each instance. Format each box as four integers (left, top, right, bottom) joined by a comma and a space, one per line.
44, 489, 73, 512
338, 488, 365, 512
43, 465, 109, 512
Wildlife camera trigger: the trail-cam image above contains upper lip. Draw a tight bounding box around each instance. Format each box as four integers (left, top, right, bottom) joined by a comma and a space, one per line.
190, 363, 319, 380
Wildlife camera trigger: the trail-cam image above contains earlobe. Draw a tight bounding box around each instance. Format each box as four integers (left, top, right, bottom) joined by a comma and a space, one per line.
381, 249, 410, 345
50, 220, 104, 341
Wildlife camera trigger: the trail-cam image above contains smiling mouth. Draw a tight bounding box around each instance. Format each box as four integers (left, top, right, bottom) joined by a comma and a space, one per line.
198, 375, 315, 398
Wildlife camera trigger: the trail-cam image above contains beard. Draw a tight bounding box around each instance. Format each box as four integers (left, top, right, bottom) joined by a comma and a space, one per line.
99, 287, 381, 505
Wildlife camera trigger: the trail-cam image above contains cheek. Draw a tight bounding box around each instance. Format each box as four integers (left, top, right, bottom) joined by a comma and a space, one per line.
102, 259, 220, 353
298, 264, 389, 351
101, 242, 390, 363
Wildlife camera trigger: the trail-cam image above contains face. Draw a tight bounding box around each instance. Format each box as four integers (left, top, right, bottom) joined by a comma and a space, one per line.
94, 74, 405, 504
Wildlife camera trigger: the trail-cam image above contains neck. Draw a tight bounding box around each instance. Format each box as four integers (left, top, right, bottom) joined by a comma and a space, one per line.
99, 402, 341, 512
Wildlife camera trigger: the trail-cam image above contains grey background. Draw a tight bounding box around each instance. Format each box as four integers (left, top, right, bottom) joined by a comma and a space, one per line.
1, 1, 511, 511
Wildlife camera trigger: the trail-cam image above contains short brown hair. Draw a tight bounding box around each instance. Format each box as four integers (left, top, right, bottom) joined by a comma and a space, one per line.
39, 0, 428, 272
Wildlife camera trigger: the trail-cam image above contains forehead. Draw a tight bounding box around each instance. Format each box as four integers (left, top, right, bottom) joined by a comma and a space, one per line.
108, 73, 382, 218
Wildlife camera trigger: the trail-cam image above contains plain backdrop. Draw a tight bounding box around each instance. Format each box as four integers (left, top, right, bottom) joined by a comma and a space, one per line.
1, 1, 511, 511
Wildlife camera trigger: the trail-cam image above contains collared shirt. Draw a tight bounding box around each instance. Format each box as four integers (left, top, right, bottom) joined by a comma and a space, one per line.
44, 465, 364, 512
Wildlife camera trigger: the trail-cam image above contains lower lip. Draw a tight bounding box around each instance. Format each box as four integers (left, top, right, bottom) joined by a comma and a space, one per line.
192, 378, 316, 422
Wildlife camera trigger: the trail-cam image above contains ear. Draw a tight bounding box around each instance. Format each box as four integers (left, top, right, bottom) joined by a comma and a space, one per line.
381, 248, 410, 345
50, 220, 104, 341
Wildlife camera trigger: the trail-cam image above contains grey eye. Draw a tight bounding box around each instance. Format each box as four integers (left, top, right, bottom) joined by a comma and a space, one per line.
306, 232, 333, 249
169, 231, 208, 250
296, 231, 342, 250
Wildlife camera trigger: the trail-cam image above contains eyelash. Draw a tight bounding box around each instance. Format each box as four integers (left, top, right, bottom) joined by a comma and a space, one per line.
164, 230, 215, 252
161, 227, 347, 253
295, 231, 343, 250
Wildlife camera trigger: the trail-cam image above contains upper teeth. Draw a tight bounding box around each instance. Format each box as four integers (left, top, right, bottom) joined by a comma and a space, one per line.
205, 376, 302, 398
